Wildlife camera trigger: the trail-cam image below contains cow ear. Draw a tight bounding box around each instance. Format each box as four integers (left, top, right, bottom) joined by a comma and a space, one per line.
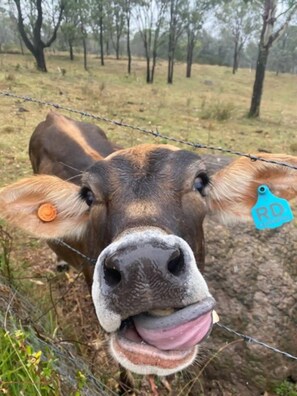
0, 175, 90, 239
207, 154, 297, 224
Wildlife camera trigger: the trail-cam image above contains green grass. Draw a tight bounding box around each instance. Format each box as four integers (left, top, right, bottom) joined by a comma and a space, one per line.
0, 52, 297, 187
0, 328, 60, 395
275, 381, 297, 396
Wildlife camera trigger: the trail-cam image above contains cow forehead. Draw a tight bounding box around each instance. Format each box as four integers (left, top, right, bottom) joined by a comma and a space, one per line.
107, 144, 204, 172
85, 144, 206, 190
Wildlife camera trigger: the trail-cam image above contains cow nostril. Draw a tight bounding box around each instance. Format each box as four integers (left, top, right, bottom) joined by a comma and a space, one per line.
103, 258, 122, 287
167, 249, 185, 276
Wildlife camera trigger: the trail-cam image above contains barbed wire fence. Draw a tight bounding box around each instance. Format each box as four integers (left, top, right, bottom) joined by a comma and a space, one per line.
0, 91, 296, 393
1, 91, 297, 171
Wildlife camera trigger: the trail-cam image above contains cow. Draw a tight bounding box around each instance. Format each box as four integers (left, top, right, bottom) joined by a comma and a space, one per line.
0, 111, 296, 377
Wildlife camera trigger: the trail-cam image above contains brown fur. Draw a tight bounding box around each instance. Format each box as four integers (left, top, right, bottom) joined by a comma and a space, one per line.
1, 113, 297, 288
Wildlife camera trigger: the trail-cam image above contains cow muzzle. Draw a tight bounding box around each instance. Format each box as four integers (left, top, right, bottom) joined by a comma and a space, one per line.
92, 228, 215, 375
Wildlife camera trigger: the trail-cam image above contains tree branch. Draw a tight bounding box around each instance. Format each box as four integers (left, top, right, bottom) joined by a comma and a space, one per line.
45, 1, 65, 48
13, 0, 35, 54
270, 3, 297, 45
33, 0, 43, 46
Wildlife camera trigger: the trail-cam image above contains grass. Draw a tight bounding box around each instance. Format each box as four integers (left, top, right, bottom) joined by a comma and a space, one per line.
0, 328, 60, 395
0, 51, 297, 188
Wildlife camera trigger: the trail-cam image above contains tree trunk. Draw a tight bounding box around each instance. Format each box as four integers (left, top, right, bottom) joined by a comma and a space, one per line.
69, 40, 74, 61
116, 36, 120, 60
19, 36, 24, 55
186, 37, 194, 78
151, 53, 157, 83
100, 15, 104, 66
127, 13, 131, 74
167, 56, 174, 84
167, 0, 176, 84
248, 46, 269, 118
82, 37, 87, 71
146, 56, 151, 84
33, 47, 47, 72
232, 39, 239, 74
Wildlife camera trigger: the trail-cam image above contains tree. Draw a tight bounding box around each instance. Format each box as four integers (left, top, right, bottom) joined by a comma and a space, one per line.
13, 0, 65, 72
135, 0, 168, 83
167, 0, 187, 84
184, 0, 212, 78
77, 0, 90, 71
124, 0, 133, 73
110, 0, 126, 59
0, 9, 15, 53
248, 0, 297, 118
268, 24, 297, 73
90, 0, 106, 66
216, 0, 260, 74
60, 1, 81, 61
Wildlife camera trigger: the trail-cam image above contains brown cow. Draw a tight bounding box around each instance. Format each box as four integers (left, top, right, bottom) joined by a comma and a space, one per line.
0, 112, 296, 376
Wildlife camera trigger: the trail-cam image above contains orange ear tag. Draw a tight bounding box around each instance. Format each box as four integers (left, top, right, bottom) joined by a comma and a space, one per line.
37, 203, 57, 222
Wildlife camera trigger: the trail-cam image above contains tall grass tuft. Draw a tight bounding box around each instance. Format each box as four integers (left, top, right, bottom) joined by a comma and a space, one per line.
199, 97, 234, 121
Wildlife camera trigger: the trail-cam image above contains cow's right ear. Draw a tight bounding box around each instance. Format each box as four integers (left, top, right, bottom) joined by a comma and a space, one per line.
206, 153, 297, 225
0, 175, 90, 239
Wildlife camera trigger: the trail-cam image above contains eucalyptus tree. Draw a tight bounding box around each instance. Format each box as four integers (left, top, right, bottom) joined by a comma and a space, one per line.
249, 0, 297, 117
90, 0, 107, 66
184, 0, 214, 78
167, 0, 187, 84
60, 0, 81, 60
76, 0, 90, 71
13, 0, 65, 71
0, 8, 16, 53
124, 0, 133, 73
269, 24, 297, 73
134, 0, 168, 83
216, 0, 261, 74
109, 0, 126, 59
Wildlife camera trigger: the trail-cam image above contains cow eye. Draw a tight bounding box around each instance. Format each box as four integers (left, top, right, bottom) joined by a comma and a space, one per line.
80, 187, 95, 207
193, 173, 209, 196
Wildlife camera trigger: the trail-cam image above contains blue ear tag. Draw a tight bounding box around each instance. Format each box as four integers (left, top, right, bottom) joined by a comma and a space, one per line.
251, 185, 294, 230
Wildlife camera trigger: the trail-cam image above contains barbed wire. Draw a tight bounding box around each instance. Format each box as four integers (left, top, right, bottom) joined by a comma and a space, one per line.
1, 90, 297, 171
56, 239, 96, 264
38, 240, 297, 363
0, 91, 297, 373
215, 323, 297, 361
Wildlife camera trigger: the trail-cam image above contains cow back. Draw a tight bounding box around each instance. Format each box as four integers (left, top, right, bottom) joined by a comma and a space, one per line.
29, 112, 115, 185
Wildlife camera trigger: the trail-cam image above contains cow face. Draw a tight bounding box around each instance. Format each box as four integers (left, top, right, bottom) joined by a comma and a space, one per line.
0, 144, 296, 376
82, 145, 213, 374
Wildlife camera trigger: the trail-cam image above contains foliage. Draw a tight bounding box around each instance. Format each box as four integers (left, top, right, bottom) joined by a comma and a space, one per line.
0, 328, 60, 395
199, 97, 234, 121
275, 380, 297, 396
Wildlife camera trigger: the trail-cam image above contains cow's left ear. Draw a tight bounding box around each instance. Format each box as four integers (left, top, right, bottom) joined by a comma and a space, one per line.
207, 154, 297, 224
0, 175, 90, 239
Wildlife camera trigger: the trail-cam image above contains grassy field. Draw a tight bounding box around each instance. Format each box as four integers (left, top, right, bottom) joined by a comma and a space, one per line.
0, 51, 297, 186
0, 52, 297, 395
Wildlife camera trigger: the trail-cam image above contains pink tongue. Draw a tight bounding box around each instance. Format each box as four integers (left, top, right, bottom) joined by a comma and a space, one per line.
134, 311, 212, 351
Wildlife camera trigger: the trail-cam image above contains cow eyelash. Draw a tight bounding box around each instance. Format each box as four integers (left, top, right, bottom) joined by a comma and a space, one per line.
193, 173, 209, 196
80, 187, 95, 207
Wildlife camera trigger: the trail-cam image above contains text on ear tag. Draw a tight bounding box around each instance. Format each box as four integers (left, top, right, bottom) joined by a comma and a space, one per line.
37, 203, 57, 222
251, 185, 294, 230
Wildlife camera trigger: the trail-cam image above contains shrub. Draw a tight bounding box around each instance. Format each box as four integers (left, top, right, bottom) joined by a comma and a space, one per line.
199, 97, 234, 121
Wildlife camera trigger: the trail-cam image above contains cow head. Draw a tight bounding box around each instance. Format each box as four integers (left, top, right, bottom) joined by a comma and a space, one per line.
0, 145, 296, 375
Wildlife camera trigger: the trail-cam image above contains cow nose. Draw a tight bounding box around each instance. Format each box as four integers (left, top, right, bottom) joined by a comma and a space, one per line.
103, 246, 185, 289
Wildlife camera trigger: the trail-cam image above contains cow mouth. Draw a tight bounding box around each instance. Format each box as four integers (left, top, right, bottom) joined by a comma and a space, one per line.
110, 297, 216, 375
